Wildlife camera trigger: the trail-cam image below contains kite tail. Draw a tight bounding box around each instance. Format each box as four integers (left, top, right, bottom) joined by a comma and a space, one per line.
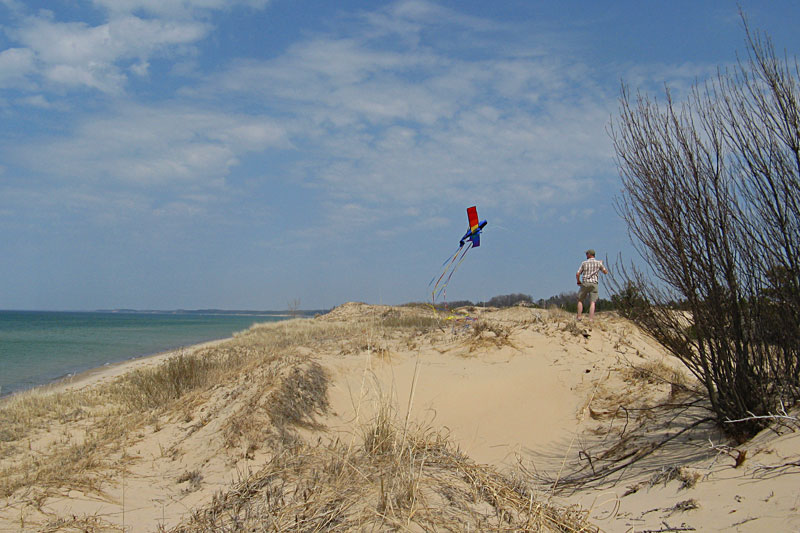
429, 244, 465, 294
437, 243, 471, 300
431, 242, 472, 305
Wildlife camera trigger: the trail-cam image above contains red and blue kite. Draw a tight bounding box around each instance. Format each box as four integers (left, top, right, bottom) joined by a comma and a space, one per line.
460, 205, 488, 248
430, 206, 488, 303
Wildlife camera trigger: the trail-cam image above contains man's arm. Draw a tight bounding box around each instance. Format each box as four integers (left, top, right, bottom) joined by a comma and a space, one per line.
576, 271, 582, 285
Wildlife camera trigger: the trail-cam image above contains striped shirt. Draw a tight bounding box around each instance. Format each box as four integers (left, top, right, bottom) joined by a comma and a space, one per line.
577, 258, 605, 284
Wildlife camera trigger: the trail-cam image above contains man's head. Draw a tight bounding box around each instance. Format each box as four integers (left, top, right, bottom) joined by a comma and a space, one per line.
585, 249, 595, 258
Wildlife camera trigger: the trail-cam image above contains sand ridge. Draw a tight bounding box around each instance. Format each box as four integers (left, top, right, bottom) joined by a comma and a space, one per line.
0, 303, 798, 531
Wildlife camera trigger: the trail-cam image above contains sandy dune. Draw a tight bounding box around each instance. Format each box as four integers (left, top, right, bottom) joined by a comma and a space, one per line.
1, 303, 798, 531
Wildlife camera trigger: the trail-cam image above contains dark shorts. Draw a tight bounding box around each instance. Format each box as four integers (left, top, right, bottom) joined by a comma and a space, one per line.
578, 282, 599, 303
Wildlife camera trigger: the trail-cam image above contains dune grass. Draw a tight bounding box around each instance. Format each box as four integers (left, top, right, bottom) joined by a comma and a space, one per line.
1, 304, 599, 531
172, 396, 597, 533
0, 309, 440, 501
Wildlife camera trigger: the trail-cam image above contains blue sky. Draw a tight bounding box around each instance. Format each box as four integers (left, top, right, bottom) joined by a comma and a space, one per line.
1, 1, 799, 311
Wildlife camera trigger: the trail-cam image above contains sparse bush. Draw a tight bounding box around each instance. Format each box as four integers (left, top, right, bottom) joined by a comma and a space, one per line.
611, 18, 800, 438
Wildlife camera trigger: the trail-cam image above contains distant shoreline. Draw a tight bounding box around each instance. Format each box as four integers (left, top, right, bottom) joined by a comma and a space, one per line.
0, 309, 329, 317
0, 336, 232, 403
0, 311, 314, 400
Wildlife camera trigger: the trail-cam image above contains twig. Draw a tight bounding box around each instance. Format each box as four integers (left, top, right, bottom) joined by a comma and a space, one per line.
724, 413, 798, 424
707, 439, 747, 467
724, 402, 798, 425
752, 459, 800, 475
641, 521, 695, 532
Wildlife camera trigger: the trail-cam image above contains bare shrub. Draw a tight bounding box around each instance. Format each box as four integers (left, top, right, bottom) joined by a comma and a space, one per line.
610, 18, 800, 439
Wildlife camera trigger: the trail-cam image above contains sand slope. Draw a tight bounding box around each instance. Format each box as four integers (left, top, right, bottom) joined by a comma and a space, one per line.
1, 303, 798, 531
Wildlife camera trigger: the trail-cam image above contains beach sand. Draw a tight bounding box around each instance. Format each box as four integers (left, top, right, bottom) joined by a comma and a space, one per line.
1, 303, 798, 531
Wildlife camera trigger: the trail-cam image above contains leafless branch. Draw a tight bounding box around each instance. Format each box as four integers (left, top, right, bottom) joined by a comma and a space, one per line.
610, 15, 800, 440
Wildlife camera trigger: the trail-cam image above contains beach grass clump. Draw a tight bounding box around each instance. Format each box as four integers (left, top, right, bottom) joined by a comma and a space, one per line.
621, 359, 674, 386
266, 361, 329, 430
0, 390, 103, 444
110, 349, 237, 410
239, 305, 441, 358
619, 359, 696, 401
112, 352, 216, 410
362, 398, 398, 457
466, 319, 513, 352
648, 465, 702, 490
177, 469, 204, 493
376, 308, 440, 331
0, 426, 114, 499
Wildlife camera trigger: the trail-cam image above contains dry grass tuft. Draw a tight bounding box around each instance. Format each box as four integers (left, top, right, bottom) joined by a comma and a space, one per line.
267, 361, 329, 430
619, 359, 696, 401
177, 469, 204, 493
648, 465, 702, 490
111, 351, 228, 410
39, 514, 119, 533
0, 390, 103, 444
466, 320, 514, 352
362, 397, 398, 457
561, 320, 585, 337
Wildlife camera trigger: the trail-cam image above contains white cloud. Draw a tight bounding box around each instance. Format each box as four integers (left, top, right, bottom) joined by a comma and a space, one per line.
0, 0, 24, 15
14, 105, 290, 188
1, 0, 272, 94
8, 14, 209, 92
130, 60, 150, 76
201, 27, 616, 224
17, 94, 59, 108
0, 47, 35, 87
618, 62, 723, 100
2, 0, 627, 243
91, 0, 270, 19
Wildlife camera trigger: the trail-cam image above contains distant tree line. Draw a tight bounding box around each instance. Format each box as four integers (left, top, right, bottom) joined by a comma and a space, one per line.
423, 292, 617, 312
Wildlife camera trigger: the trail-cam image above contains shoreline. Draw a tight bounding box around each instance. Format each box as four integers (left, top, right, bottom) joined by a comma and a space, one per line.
0, 336, 233, 403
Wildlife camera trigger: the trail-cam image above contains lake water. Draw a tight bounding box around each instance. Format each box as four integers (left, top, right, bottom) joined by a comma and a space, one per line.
0, 311, 286, 397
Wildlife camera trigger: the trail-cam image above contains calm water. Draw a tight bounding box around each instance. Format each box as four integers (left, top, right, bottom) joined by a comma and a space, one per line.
0, 311, 286, 397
